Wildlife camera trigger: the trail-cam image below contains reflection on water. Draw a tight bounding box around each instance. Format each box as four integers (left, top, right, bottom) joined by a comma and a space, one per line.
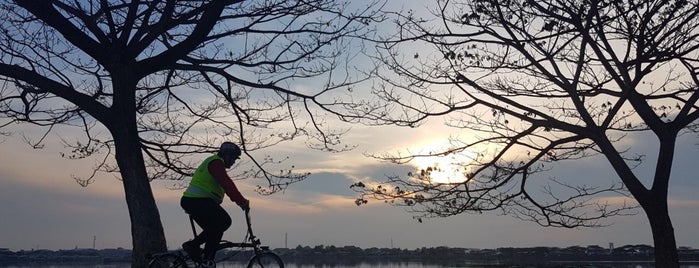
5, 262, 699, 268
4, 264, 130, 268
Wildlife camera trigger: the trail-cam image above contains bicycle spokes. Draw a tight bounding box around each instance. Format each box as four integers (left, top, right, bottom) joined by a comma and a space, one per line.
247, 252, 284, 268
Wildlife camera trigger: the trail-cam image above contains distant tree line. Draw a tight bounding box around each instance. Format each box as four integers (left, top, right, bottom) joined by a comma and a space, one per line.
268, 244, 699, 265
223, 244, 699, 265
2, 244, 699, 266
0, 248, 131, 264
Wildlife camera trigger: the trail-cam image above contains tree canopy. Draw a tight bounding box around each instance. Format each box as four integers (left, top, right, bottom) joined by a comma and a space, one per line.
352, 0, 699, 266
0, 0, 382, 190
0, 0, 383, 266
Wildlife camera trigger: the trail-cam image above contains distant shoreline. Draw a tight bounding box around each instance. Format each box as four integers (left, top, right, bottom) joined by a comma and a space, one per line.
2, 244, 699, 266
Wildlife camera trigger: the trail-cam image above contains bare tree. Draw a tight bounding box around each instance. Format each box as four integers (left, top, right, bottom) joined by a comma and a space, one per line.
0, 0, 382, 266
352, 0, 699, 266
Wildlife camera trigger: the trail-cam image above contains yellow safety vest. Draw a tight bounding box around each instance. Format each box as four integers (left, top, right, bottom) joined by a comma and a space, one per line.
183, 154, 226, 203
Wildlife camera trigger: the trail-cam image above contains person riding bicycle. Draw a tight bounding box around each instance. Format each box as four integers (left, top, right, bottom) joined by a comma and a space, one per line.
181, 142, 250, 262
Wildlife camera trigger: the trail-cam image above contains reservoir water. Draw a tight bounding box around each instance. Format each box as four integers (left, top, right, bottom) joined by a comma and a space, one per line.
5, 261, 699, 268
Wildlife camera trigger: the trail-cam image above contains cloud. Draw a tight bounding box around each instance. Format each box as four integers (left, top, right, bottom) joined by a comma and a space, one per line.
242, 172, 361, 214
669, 199, 699, 208
2, 108, 699, 251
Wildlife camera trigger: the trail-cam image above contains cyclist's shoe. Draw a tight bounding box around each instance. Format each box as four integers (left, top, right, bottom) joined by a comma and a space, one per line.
182, 241, 202, 262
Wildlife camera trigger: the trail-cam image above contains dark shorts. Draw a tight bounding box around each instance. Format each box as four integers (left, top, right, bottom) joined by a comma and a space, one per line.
180, 196, 232, 254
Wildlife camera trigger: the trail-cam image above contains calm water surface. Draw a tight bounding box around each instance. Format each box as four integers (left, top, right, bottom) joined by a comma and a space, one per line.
6, 262, 699, 268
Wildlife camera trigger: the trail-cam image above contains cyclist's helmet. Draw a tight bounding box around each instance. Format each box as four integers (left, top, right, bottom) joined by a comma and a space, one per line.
219, 142, 241, 157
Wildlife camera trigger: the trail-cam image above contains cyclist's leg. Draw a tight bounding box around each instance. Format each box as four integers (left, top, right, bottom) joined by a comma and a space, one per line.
180, 197, 205, 261
201, 203, 231, 259
180, 197, 206, 246
182, 197, 231, 260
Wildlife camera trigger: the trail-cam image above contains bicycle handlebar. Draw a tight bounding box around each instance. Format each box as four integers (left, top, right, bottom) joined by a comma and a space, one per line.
244, 208, 259, 245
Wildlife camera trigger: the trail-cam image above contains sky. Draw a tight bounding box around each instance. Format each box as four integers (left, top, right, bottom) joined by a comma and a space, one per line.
1, 0, 699, 254
1, 119, 699, 252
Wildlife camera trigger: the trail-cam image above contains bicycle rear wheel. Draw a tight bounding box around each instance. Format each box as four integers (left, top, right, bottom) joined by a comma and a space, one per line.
247, 251, 283, 268
149, 253, 188, 268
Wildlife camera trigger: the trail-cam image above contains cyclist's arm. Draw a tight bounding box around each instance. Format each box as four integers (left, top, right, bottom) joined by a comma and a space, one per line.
209, 160, 248, 207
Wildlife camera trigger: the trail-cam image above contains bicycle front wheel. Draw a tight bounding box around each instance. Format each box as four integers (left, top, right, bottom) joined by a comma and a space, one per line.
247, 251, 283, 268
149, 253, 188, 268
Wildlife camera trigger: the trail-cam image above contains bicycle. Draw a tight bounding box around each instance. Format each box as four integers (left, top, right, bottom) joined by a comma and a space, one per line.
148, 209, 284, 268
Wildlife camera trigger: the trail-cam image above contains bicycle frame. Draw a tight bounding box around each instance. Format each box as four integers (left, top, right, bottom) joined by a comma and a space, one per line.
149, 209, 282, 268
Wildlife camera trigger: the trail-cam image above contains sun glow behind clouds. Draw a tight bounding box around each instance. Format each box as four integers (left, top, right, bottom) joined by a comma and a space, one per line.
410, 150, 476, 184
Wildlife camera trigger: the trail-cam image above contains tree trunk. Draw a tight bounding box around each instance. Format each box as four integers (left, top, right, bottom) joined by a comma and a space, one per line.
109, 72, 167, 267
113, 130, 168, 267
645, 200, 679, 268
103, 63, 167, 268
643, 135, 679, 268
601, 136, 679, 268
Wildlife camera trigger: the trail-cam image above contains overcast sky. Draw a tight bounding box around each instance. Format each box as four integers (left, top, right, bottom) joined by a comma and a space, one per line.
1, 119, 698, 251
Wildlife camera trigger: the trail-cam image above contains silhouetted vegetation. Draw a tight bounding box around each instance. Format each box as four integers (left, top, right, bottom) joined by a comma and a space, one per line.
353, 0, 699, 266
3, 244, 698, 266
0, 1, 382, 266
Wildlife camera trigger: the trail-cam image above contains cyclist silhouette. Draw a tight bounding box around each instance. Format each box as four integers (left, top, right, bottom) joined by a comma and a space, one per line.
180, 142, 250, 262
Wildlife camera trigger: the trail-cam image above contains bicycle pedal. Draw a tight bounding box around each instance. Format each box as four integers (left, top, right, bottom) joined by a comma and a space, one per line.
201, 259, 215, 268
